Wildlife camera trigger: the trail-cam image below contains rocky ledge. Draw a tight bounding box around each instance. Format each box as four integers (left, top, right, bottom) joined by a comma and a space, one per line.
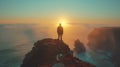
21, 38, 95, 67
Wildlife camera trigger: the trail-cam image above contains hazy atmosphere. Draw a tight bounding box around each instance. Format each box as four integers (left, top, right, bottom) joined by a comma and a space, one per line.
0, 0, 120, 67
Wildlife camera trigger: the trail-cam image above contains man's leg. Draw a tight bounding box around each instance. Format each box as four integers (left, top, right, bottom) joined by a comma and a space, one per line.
60, 34, 62, 40
60, 35, 61, 40
58, 34, 60, 40
61, 35, 62, 40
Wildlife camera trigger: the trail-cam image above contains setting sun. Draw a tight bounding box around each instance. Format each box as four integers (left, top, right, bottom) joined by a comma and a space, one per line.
58, 18, 69, 27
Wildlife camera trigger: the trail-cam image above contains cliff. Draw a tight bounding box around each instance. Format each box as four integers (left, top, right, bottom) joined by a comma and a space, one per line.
21, 38, 95, 67
87, 27, 120, 67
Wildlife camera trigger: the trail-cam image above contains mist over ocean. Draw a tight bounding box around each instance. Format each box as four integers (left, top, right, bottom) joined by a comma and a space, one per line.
0, 24, 117, 67
0, 0, 119, 67
0, 24, 87, 67
0, 24, 51, 67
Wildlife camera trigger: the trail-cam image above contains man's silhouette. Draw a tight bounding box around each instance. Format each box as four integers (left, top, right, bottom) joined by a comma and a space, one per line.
57, 23, 63, 40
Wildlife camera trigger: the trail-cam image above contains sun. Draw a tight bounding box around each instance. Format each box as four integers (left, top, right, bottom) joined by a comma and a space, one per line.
58, 18, 68, 27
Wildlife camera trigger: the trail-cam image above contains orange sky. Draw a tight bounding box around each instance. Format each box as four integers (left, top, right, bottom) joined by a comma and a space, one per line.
0, 18, 120, 26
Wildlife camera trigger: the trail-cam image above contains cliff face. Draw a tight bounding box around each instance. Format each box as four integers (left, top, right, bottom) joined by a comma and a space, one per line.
87, 27, 120, 67
73, 39, 86, 55
21, 38, 95, 67
88, 27, 115, 51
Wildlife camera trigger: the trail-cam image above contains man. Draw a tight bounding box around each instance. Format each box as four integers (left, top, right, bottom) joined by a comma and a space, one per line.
57, 23, 63, 40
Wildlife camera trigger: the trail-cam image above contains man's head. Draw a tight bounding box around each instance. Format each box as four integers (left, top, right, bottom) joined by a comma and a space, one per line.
59, 23, 61, 26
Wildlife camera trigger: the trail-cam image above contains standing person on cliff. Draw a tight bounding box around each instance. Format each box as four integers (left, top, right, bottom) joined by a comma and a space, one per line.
57, 23, 63, 40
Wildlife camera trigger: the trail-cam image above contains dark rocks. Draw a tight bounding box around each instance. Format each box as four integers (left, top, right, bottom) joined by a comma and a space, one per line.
87, 27, 120, 67
73, 39, 86, 55
88, 27, 115, 51
21, 38, 95, 67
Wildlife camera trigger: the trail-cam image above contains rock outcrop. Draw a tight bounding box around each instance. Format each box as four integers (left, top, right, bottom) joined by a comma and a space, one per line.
87, 27, 120, 67
21, 38, 95, 67
73, 39, 86, 55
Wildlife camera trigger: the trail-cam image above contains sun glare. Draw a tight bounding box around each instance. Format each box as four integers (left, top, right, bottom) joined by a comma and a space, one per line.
58, 18, 68, 27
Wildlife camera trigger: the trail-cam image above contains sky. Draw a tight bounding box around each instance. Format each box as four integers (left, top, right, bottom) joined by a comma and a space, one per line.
0, 1, 119, 67
0, 0, 120, 25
